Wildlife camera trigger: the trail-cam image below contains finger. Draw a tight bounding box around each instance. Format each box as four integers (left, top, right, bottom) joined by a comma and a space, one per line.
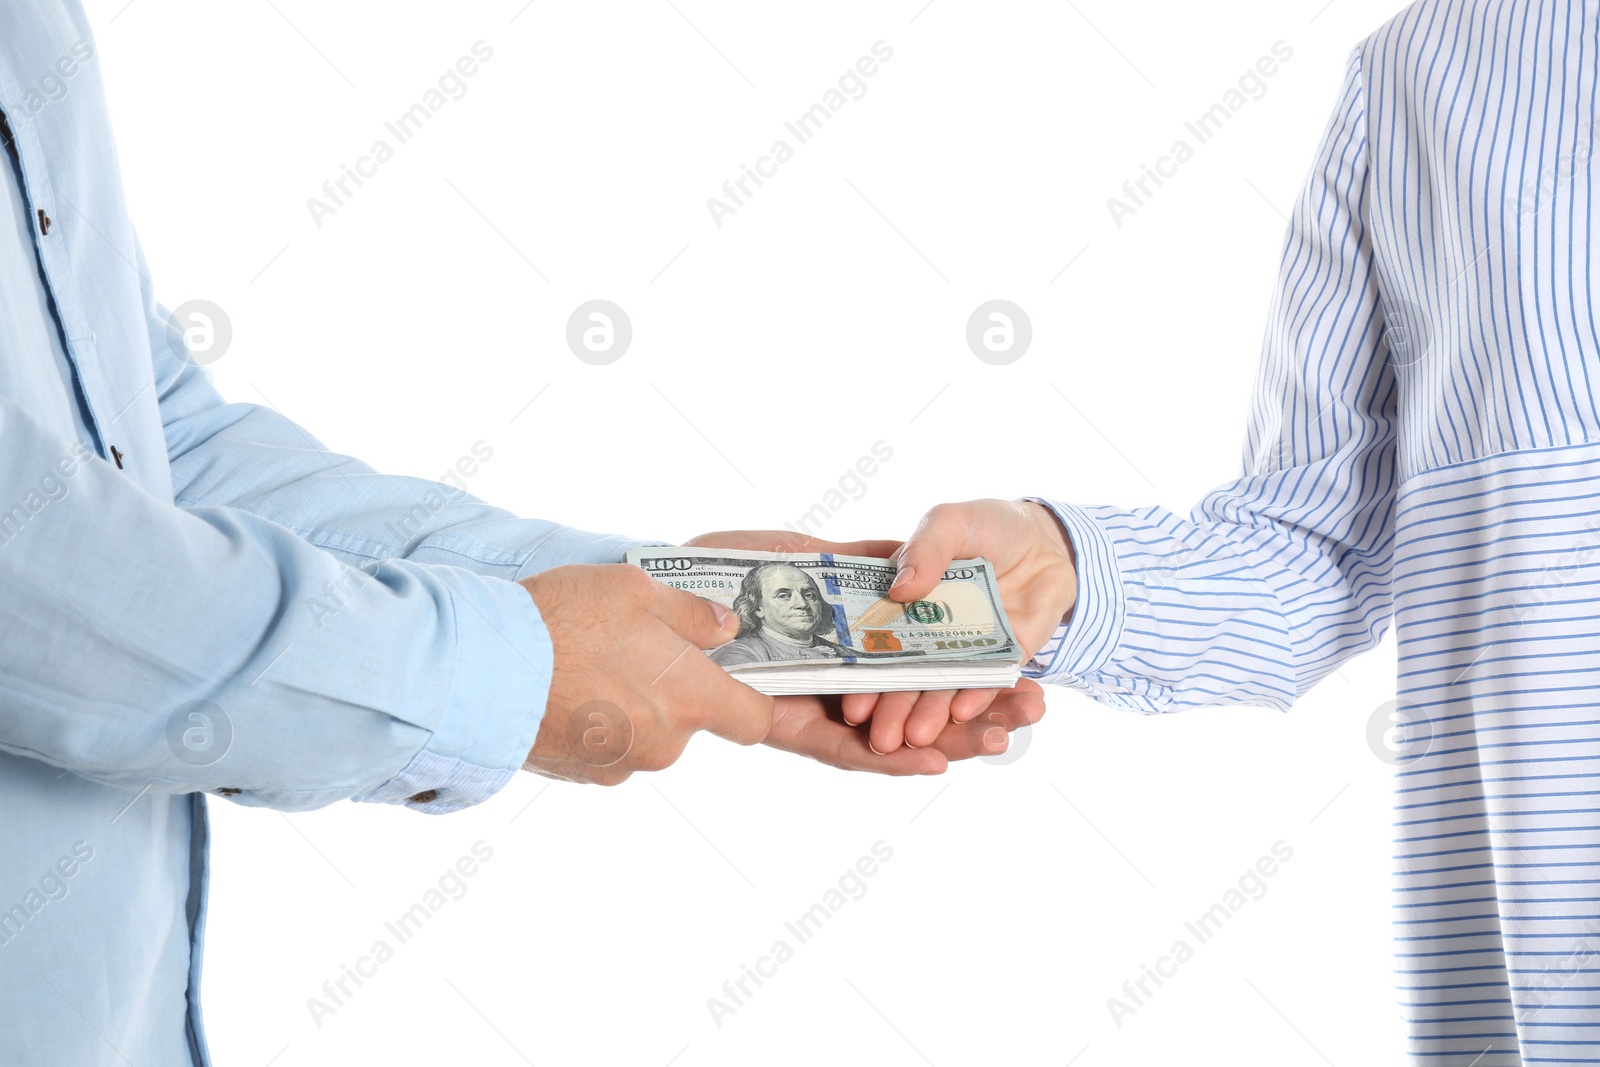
644, 573, 742, 649
949, 686, 1002, 724
766, 696, 947, 776
687, 529, 903, 560
867, 690, 921, 754
890, 503, 977, 602
929, 680, 1046, 762
931, 710, 1011, 761
904, 688, 958, 749
841, 691, 881, 725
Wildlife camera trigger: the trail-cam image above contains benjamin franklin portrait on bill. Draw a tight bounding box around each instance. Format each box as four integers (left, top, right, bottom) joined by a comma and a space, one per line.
710, 562, 844, 666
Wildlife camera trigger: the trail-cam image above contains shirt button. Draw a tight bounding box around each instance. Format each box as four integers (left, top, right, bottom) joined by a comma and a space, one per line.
37, 209, 50, 235
408, 789, 439, 804
216, 787, 242, 796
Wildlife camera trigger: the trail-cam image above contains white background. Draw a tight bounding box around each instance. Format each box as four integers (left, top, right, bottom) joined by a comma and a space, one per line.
93, 0, 1407, 1063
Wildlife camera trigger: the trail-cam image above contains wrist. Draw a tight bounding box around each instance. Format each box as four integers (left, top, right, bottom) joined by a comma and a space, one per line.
1022, 501, 1078, 623
1025, 500, 1075, 569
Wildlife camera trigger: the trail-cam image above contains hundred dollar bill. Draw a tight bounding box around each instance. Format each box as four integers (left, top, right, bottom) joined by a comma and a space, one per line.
624, 547, 1024, 695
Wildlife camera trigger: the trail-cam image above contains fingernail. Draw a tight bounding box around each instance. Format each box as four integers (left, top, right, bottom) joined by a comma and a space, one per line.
892, 566, 915, 591
711, 601, 737, 633
868, 740, 890, 757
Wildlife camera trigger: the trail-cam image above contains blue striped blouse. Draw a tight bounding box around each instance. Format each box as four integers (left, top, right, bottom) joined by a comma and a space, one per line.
1031, 2, 1600, 1062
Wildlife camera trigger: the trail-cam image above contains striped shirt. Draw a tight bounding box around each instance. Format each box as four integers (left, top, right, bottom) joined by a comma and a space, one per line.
1028, 2, 1600, 1061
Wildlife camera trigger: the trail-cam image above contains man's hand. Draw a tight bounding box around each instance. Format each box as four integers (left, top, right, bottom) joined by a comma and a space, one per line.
518, 564, 774, 785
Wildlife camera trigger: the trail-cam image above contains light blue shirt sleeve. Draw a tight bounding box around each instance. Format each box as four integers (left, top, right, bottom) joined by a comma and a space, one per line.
137, 243, 655, 812
0, 384, 546, 810
149, 267, 650, 584
1021, 48, 1398, 714
0, 242, 658, 817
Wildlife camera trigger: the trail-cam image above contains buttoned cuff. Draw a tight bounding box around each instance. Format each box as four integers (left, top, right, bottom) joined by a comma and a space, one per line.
354, 574, 552, 814
1019, 498, 1128, 684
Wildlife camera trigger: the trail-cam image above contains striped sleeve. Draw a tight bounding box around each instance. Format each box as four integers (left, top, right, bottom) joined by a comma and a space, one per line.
1025, 48, 1400, 713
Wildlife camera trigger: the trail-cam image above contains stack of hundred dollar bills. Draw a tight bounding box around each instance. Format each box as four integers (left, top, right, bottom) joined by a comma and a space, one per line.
625, 547, 1024, 695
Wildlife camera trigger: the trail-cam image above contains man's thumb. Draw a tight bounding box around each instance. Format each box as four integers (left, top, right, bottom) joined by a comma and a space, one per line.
651, 582, 742, 648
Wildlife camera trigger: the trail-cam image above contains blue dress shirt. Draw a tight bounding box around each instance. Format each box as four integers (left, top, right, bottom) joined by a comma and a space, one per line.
0, 4, 643, 1062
